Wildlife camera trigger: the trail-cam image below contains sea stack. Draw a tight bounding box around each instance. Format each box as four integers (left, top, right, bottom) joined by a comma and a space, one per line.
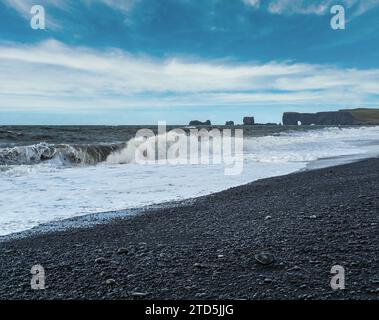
189, 120, 212, 126
243, 117, 255, 125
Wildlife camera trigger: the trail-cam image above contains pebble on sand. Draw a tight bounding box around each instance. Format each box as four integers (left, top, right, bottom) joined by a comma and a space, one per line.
95, 257, 107, 264
117, 248, 128, 255
131, 292, 148, 297
106, 279, 116, 286
254, 252, 275, 266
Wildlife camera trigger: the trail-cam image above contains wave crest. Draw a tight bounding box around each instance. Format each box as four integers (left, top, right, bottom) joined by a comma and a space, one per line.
0, 143, 122, 166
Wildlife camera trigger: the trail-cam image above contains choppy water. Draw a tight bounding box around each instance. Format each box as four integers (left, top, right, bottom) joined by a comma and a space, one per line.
1, 125, 379, 237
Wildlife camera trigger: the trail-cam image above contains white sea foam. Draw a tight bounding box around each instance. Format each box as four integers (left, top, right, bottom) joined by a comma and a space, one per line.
1, 126, 379, 236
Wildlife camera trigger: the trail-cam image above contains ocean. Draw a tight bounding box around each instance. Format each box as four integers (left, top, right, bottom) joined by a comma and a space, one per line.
1, 125, 379, 237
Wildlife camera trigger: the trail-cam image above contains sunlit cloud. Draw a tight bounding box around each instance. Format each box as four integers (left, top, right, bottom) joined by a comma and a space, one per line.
2, 0, 139, 29
2, 0, 70, 29
0, 40, 378, 111
242, 0, 261, 9
242, 0, 379, 16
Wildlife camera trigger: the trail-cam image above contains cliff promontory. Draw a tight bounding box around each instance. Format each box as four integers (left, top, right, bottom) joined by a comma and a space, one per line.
283, 108, 379, 125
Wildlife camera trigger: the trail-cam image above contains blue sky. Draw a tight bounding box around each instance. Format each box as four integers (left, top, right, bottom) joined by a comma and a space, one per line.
0, 0, 379, 125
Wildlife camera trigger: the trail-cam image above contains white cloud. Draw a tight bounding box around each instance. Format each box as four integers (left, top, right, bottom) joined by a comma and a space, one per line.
353, 0, 379, 16
95, 0, 138, 12
242, 0, 261, 9
2, 0, 72, 29
268, 0, 331, 15
0, 40, 378, 111
243, 0, 379, 16
2, 0, 138, 29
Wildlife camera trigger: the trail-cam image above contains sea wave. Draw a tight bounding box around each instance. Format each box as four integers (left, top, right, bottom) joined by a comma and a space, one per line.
0, 143, 123, 166
107, 125, 379, 165
0, 129, 24, 140
1, 126, 379, 236
2, 126, 379, 167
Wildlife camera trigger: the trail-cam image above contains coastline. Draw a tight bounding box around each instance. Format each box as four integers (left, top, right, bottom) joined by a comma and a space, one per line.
2, 125, 379, 238
2, 150, 376, 243
0, 158, 378, 299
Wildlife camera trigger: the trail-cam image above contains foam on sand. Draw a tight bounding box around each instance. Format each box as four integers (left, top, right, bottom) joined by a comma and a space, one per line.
1, 126, 379, 236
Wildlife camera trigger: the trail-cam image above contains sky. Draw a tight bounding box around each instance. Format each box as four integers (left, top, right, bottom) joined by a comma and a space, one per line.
0, 0, 378, 125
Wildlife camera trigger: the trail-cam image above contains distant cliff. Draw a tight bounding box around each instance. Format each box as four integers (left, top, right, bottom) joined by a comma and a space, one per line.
189, 120, 211, 126
342, 108, 379, 124
283, 109, 379, 125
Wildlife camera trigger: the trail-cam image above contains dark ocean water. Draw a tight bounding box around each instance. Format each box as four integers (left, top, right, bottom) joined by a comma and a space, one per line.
0, 124, 343, 146
0, 124, 371, 166
1, 124, 379, 237
0, 125, 334, 166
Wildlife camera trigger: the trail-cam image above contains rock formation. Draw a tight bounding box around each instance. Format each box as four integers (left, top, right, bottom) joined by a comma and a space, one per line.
343, 108, 379, 124
283, 111, 354, 125
243, 117, 255, 125
225, 121, 234, 126
189, 120, 211, 126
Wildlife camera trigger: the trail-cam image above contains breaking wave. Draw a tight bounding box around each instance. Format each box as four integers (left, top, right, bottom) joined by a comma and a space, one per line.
1, 125, 379, 236
106, 131, 244, 164
0, 143, 123, 166
2, 126, 379, 168
106, 126, 379, 165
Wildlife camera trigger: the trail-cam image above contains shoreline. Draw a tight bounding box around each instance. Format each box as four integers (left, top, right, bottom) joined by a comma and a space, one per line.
1, 152, 375, 242
0, 158, 378, 299
2, 125, 379, 239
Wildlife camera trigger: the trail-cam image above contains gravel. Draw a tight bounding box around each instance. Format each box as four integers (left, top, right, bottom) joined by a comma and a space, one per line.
0, 158, 378, 300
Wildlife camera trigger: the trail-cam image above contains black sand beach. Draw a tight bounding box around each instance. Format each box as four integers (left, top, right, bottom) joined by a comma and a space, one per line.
0, 158, 378, 300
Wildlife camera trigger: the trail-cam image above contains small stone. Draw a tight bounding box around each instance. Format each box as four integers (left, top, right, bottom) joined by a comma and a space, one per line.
254, 252, 275, 266
288, 265, 301, 271
217, 255, 224, 259
193, 263, 208, 269
105, 279, 116, 286
117, 248, 128, 255
309, 259, 320, 264
265, 215, 272, 220
131, 292, 148, 297
95, 257, 107, 264
309, 215, 317, 219
264, 278, 273, 283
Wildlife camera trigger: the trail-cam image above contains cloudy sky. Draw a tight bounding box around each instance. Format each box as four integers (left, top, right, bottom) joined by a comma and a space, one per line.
0, 0, 378, 124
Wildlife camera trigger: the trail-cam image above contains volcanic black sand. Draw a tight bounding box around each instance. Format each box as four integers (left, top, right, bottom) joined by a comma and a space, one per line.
0, 158, 378, 300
